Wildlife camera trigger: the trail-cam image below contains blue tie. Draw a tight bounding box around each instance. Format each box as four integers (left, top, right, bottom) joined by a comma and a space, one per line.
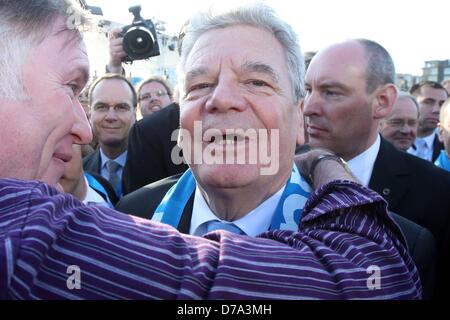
106, 160, 121, 193
206, 220, 245, 235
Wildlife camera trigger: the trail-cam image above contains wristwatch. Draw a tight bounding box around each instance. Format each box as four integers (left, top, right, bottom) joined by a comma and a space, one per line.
308, 154, 348, 184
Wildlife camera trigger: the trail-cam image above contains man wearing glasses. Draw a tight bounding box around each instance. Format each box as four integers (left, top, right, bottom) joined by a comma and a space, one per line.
83, 74, 137, 198
137, 76, 173, 118
379, 92, 419, 152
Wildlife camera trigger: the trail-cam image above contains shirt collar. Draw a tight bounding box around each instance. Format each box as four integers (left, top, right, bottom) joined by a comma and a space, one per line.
418, 132, 436, 149
347, 135, 381, 187
100, 149, 127, 169
190, 184, 286, 237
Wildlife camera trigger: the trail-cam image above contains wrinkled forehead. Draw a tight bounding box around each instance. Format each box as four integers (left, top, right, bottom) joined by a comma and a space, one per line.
141, 81, 167, 92
184, 25, 287, 73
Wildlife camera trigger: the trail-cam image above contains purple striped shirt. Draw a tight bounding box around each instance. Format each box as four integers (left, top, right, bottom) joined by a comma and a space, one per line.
0, 178, 421, 299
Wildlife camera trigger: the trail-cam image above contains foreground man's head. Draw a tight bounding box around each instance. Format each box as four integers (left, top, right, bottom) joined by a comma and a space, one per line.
0, 0, 92, 185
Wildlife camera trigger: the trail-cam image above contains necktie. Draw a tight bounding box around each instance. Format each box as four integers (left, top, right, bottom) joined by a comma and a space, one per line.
106, 160, 121, 193
206, 220, 245, 235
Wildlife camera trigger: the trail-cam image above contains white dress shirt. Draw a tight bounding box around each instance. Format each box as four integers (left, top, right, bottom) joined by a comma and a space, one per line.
347, 135, 381, 187
83, 176, 111, 208
407, 132, 436, 162
190, 185, 286, 236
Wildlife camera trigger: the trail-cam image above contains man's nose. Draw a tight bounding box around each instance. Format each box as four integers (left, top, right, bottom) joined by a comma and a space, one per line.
432, 102, 441, 114
205, 79, 247, 113
104, 107, 119, 120
72, 100, 93, 145
399, 124, 410, 133
302, 91, 321, 117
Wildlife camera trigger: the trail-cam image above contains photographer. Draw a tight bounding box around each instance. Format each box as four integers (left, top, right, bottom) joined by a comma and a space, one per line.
102, 12, 187, 193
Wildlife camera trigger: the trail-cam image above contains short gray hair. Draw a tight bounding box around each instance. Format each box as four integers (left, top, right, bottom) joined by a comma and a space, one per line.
178, 2, 305, 103
0, 0, 90, 101
356, 39, 396, 93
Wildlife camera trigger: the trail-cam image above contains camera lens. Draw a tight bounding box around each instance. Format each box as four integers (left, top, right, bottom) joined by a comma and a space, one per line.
123, 26, 155, 60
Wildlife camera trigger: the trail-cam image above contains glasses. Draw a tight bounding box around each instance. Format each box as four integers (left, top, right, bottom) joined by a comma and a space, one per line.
139, 90, 168, 101
91, 103, 132, 113
385, 119, 418, 128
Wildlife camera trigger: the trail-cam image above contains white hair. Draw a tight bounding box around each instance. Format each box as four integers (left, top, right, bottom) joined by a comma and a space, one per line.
0, 0, 90, 101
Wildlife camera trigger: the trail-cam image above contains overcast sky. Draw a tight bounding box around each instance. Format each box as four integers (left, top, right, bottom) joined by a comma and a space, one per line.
87, 0, 450, 75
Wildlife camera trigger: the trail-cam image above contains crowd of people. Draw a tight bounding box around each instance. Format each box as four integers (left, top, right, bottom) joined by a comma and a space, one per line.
1, 0, 450, 300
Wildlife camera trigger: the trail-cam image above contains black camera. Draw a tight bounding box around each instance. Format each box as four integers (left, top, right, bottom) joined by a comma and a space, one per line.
119, 5, 160, 63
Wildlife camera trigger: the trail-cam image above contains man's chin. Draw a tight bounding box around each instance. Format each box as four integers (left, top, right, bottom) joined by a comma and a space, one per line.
194, 164, 260, 188
39, 164, 65, 188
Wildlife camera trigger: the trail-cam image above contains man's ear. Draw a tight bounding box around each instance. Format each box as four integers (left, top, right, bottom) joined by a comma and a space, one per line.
373, 84, 397, 119
296, 99, 306, 145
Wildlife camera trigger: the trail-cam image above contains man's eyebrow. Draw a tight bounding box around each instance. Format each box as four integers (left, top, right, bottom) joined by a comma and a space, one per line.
316, 81, 351, 92
68, 64, 90, 86
184, 67, 209, 84
241, 61, 279, 84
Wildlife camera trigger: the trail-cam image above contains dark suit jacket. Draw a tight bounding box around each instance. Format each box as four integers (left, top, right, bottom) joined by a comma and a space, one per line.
121, 103, 189, 195
82, 148, 101, 174
432, 133, 445, 162
369, 138, 450, 299
116, 171, 437, 299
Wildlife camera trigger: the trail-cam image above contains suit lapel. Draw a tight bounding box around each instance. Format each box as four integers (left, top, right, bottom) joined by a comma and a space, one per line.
178, 192, 195, 233
369, 138, 410, 211
94, 149, 102, 174
432, 133, 444, 162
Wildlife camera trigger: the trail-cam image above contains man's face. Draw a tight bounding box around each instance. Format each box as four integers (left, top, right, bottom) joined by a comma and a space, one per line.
0, 17, 92, 185
59, 144, 83, 194
379, 97, 418, 151
138, 81, 172, 116
89, 79, 136, 148
179, 25, 301, 197
303, 42, 378, 160
416, 85, 448, 134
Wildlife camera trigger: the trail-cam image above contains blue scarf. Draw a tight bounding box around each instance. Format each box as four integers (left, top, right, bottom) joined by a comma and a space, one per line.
434, 150, 450, 172
152, 165, 311, 231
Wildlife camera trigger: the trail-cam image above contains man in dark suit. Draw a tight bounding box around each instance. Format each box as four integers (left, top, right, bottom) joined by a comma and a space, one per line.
408, 81, 448, 162
83, 74, 137, 198
121, 103, 189, 195
303, 38, 450, 299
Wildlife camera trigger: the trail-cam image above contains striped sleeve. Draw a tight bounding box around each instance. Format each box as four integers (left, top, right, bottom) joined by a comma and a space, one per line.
0, 179, 421, 299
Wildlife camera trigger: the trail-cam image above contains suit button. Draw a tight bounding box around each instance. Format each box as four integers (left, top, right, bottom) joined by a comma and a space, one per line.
382, 188, 390, 196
